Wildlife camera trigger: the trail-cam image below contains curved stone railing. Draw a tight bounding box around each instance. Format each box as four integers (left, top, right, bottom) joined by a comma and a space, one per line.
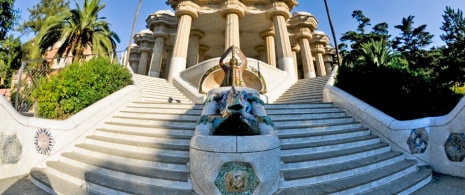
0, 64, 143, 179
174, 58, 294, 104
323, 65, 465, 178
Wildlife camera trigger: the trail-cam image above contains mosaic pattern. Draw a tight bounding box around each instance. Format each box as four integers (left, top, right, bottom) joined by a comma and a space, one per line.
406, 128, 429, 154
444, 133, 465, 162
34, 128, 55, 155
0, 135, 22, 164
215, 162, 259, 195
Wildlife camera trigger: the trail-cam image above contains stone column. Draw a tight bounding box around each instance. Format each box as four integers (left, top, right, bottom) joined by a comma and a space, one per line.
292, 44, 300, 79
222, 6, 244, 50
255, 45, 267, 63
296, 32, 316, 78
148, 36, 166, 77
187, 30, 204, 68
312, 44, 327, 76
260, 30, 277, 67
129, 47, 139, 73
137, 45, 152, 75
268, 5, 296, 81
199, 45, 209, 63
163, 46, 173, 79
167, 5, 198, 83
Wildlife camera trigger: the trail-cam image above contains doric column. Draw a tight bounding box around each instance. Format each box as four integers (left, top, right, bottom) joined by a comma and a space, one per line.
129, 46, 139, 73
137, 44, 152, 75
167, 5, 198, 82
312, 44, 327, 76
187, 30, 204, 68
259, 30, 277, 67
199, 45, 209, 63
255, 45, 267, 63
324, 45, 335, 74
296, 31, 316, 78
163, 46, 173, 79
292, 44, 300, 79
222, 5, 244, 50
148, 36, 166, 77
268, 4, 296, 81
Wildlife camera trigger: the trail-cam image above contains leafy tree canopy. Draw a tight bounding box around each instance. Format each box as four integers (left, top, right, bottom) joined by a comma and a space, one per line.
0, 0, 19, 40
18, 0, 70, 35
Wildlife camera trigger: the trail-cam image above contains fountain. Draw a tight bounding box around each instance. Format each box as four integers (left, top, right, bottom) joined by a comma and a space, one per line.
190, 46, 281, 195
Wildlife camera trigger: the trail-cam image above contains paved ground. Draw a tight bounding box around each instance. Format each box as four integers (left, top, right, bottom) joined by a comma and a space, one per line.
1, 172, 464, 194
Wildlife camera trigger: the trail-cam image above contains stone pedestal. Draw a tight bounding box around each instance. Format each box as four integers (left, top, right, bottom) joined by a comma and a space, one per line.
190, 87, 280, 195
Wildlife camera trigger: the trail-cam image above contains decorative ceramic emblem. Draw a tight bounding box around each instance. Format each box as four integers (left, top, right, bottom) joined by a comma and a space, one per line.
406, 128, 429, 154
0, 135, 22, 164
34, 128, 55, 155
215, 162, 259, 195
444, 133, 465, 162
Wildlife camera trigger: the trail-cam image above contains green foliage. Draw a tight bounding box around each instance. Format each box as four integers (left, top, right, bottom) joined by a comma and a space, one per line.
0, 35, 22, 88
440, 6, 465, 45
18, 0, 70, 35
34, 0, 120, 61
0, 0, 19, 40
31, 58, 133, 119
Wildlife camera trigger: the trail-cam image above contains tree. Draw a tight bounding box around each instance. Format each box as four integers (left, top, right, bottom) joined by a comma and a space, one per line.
34, 0, 120, 61
352, 10, 371, 34
392, 16, 433, 55
440, 6, 465, 45
18, 0, 70, 35
0, 0, 19, 40
0, 35, 22, 88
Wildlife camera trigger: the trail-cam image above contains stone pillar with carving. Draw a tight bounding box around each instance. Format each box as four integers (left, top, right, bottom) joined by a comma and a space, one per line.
163, 46, 173, 79
268, 3, 296, 81
148, 35, 167, 77
222, 4, 244, 50
324, 45, 336, 74
311, 32, 330, 77
259, 30, 277, 67
187, 30, 205, 68
167, 3, 198, 82
292, 44, 300, 79
129, 46, 139, 73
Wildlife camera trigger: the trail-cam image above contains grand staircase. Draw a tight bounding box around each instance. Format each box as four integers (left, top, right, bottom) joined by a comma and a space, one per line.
30, 75, 431, 194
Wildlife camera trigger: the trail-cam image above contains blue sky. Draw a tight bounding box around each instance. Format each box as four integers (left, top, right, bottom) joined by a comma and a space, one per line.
14, 0, 465, 54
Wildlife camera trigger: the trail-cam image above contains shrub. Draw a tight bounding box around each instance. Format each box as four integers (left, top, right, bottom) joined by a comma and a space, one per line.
32, 58, 133, 119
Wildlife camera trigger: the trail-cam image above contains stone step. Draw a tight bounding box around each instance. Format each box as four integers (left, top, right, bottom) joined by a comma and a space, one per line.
279, 127, 371, 144
45, 161, 193, 194
101, 122, 195, 136
274, 116, 354, 127
276, 122, 362, 135
120, 108, 203, 115
275, 98, 323, 104
60, 152, 189, 182
84, 135, 190, 155
360, 166, 432, 195
278, 93, 323, 100
268, 111, 346, 120
276, 160, 418, 195
265, 107, 341, 115
31, 168, 99, 195
281, 88, 324, 95
115, 111, 200, 120
264, 103, 333, 109
107, 116, 196, 129
287, 83, 326, 91
281, 135, 380, 155
74, 143, 189, 166
142, 97, 192, 104
127, 102, 202, 109
281, 143, 391, 169
281, 152, 405, 187
141, 93, 190, 100
94, 129, 191, 147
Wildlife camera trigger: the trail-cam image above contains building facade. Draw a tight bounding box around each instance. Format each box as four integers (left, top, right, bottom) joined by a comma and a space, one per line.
127, 0, 336, 98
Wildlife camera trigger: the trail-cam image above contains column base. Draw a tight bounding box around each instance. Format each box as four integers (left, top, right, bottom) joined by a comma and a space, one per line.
167, 57, 187, 83
149, 71, 160, 78
278, 57, 298, 82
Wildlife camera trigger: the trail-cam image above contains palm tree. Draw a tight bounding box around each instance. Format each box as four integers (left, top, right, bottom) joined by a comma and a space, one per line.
359, 39, 391, 67
33, 0, 120, 62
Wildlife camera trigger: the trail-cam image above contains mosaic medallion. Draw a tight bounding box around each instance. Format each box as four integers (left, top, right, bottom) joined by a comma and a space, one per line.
444, 133, 465, 162
0, 135, 22, 164
34, 128, 55, 155
215, 162, 259, 195
406, 128, 429, 154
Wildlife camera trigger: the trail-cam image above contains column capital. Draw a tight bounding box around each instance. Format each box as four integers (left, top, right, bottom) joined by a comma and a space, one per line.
292, 44, 301, 52
295, 32, 313, 42
138, 46, 153, 53
312, 47, 326, 54
266, 3, 291, 20
259, 30, 275, 39
199, 44, 209, 52
190, 30, 205, 39
221, 4, 245, 18
175, 4, 198, 20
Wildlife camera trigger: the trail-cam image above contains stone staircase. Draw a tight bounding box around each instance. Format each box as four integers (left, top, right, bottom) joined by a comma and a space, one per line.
30, 75, 200, 194
274, 75, 330, 103
271, 76, 432, 194
29, 74, 432, 194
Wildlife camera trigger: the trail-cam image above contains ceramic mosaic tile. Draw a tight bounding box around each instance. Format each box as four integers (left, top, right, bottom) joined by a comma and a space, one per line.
0, 135, 22, 164
445, 133, 465, 162
215, 162, 259, 195
34, 128, 56, 155
406, 128, 429, 154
